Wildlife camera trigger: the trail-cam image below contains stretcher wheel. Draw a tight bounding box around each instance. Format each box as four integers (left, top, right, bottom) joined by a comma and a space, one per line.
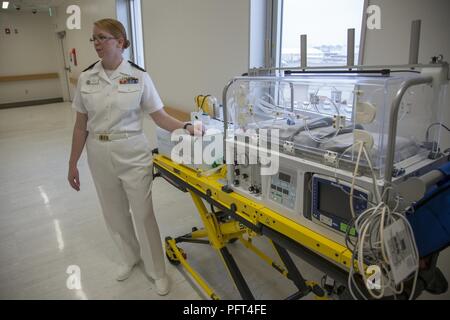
165, 246, 187, 265
311, 284, 325, 298
165, 238, 187, 265
166, 251, 181, 265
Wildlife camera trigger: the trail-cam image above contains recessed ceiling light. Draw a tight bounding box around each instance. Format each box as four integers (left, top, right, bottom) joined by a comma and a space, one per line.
2, 2, 10, 9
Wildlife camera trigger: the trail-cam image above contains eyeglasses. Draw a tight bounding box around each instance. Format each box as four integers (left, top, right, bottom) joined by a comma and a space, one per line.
89, 35, 116, 43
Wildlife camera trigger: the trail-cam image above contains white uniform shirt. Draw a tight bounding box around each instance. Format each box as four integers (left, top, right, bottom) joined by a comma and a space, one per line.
72, 59, 163, 134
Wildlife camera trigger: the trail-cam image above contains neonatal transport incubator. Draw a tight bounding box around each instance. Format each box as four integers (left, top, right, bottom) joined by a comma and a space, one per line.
222, 66, 449, 246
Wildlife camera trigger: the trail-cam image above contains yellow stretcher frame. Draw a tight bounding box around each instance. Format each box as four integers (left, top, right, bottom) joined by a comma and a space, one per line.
153, 154, 353, 300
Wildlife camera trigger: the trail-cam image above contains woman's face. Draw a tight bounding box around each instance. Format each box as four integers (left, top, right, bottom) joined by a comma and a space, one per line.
92, 25, 124, 59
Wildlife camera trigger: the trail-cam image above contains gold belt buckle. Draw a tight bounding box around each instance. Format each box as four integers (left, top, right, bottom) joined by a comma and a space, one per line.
99, 134, 110, 141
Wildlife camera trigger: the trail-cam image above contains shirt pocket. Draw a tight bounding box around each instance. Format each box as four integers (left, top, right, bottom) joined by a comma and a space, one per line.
80, 85, 102, 111
117, 84, 142, 111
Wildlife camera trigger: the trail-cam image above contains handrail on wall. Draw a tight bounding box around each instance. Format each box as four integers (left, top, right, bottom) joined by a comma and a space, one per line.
1, 73, 190, 121
0, 73, 59, 82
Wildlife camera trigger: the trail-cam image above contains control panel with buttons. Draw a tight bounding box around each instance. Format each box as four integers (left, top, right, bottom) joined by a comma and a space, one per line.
268, 171, 297, 210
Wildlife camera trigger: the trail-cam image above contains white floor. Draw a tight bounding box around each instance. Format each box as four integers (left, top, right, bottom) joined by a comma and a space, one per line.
0, 102, 449, 300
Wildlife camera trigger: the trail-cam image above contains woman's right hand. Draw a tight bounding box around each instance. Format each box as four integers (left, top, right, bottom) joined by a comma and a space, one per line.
68, 165, 81, 191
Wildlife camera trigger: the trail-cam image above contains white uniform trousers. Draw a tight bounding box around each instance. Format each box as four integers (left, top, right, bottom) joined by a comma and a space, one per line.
86, 133, 166, 280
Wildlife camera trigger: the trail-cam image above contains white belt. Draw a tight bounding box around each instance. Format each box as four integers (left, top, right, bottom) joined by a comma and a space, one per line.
94, 131, 142, 141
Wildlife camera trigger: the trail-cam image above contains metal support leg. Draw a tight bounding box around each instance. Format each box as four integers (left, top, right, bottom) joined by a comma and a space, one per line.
272, 241, 309, 295
190, 190, 255, 299
219, 247, 255, 300
166, 238, 220, 300
189, 190, 224, 249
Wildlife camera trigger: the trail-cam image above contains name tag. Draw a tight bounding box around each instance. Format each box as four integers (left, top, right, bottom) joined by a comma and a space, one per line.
119, 76, 139, 84
86, 78, 99, 85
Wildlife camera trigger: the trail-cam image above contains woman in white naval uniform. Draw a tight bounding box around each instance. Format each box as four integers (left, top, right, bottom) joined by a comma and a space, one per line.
68, 19, 200, 296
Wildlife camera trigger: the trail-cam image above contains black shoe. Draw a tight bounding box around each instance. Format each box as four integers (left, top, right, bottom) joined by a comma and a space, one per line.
423, 267, 448, 295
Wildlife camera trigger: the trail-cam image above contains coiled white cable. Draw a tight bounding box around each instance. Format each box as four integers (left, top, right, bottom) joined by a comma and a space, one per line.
347, 141, 420, 300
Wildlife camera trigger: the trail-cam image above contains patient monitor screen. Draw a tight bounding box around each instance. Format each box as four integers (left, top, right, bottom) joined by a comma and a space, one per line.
318, 183, 352, 221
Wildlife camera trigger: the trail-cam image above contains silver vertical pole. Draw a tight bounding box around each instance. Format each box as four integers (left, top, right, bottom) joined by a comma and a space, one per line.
300, 34, 307, 68
409, 20, 421, 64
347, 28, 355, 67
265, 38, 271, 68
